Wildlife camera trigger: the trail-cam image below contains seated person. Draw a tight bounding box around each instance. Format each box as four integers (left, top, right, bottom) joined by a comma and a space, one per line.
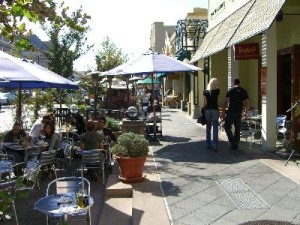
29, 115, 52, 142
4, 122, 29, 163
42, 122, 61, 151
80, 120, 104, 150
69, 113, 86, 135
96, 117, 117, 143
80, 120, 104, 180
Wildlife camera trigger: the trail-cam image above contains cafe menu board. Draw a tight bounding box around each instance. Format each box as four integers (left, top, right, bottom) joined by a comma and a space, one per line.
261, 67, 267, 96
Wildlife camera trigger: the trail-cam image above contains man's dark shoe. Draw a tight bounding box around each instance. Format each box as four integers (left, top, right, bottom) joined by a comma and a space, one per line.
232, 143, 239, 150
229, 143, 238, 150
213, 147, 218, 152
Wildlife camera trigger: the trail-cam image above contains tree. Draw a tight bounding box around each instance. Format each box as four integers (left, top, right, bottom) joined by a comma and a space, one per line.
0, 0, 90, 50
42, 6, 92, 78
95, 36, 128, 72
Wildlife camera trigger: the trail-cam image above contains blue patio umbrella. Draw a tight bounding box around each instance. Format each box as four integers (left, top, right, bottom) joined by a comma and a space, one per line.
0, 50, 78, 121
0, 51, 78, 89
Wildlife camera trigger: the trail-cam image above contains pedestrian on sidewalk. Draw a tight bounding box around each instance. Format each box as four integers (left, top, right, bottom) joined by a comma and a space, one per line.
223, 78, 249, 150
203, 78, 220, 151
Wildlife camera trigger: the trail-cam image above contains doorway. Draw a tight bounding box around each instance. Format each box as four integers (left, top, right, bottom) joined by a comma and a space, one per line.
277, 53, 291, 119
278, 45, 300, 147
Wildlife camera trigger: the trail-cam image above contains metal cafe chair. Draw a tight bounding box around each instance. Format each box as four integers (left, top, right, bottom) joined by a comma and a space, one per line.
38, 150, 57, 180
45, 176, 91, 225
17, 161, 41, 191
0, 179, 19, 224
0, 162, 40, 225
81, 149, 107, 184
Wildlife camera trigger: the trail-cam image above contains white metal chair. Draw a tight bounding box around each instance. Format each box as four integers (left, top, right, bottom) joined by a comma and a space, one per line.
45, 176, 91, 225
39, 150, 57, 179
277, 115, 292, 145
0, 179, 18, 224
240, 118, 262, 150
17, 161, 41, 191
81, 149, 107, 184
0, 162, 40, 225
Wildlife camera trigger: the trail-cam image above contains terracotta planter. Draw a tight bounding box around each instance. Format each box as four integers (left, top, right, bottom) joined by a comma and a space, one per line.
116, 155, 147, 183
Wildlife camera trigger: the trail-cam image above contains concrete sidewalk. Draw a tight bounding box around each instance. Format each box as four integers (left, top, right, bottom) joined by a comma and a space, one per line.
151, 108, 300, 225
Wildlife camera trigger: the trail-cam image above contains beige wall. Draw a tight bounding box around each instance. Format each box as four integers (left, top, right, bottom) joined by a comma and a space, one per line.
239, 59, 259, 110
277, 16, 300, 49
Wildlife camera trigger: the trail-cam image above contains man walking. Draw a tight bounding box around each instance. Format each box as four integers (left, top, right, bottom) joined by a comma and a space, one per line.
223, 79, 249, 150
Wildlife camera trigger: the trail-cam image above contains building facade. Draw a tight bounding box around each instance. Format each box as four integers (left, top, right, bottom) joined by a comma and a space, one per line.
191, 0, 300, 150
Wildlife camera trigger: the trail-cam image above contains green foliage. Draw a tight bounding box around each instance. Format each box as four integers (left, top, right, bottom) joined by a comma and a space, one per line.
42, 5, 92, 77
95, 36, 128, 72
110, 132, 149, 158
78, 104, 86, 113
25, 90, 54, 123
0, 132, 4, 141
0, 177, 28, 216
105, 117, 121, 131
0, 1, 91, 51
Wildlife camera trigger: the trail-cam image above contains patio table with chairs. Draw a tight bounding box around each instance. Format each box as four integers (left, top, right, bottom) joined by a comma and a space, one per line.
34, 176, 93, 225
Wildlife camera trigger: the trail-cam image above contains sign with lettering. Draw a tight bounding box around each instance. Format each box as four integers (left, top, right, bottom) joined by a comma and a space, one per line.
234, 43, 259, 60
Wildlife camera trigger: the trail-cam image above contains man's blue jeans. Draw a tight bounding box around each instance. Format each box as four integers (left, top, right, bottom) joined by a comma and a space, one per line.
205, 109, 219, 148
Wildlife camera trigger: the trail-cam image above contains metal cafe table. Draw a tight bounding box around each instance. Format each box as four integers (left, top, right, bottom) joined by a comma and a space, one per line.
3, 142, 42, 162
34, 193, 94, 222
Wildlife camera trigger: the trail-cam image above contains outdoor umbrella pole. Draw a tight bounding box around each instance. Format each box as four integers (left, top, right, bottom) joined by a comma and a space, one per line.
151, 74, 156, 140
17, 82, 22, 123
126, 77, 129, 108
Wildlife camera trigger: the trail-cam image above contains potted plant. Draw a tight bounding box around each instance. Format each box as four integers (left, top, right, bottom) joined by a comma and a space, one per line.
106, 117, 122, 139
110, 132, 149, 183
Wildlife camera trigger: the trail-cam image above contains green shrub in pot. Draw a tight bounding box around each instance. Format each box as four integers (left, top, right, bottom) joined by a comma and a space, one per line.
110, 132, 149, 158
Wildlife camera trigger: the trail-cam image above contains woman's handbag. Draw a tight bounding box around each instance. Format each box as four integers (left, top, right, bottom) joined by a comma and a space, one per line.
197, 107, 207, 125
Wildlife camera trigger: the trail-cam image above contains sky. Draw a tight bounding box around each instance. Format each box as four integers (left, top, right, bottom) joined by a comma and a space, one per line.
32, 0, 208, 71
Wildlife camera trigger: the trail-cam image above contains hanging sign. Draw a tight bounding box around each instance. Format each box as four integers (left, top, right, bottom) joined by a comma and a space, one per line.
234, 43, 259, 60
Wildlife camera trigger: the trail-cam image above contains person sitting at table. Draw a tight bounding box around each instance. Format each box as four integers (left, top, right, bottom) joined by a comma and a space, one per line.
80, 120, 104, 180
42, 122, 60, 151
80, 120, 104, 150
96, 116, 117, 143
29, 115, 53, 142
4, 122, 29, 162
69, 113, 86, 135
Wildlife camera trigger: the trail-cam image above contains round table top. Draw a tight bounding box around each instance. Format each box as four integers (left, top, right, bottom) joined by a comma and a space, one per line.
34, 194, 94, 217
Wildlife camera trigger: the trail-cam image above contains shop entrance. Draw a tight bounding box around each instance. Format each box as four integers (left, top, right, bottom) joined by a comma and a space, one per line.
278, 45, 300, 147
277, 53, 291, 118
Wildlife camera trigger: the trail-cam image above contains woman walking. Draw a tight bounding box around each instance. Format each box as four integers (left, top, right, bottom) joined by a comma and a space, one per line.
203, 78, 220, 151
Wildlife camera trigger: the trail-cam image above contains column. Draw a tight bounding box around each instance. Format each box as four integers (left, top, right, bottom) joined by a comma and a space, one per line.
260, 23, 277, 150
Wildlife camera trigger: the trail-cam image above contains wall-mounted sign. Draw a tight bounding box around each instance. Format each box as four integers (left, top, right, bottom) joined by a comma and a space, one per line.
234, 43, 259, 60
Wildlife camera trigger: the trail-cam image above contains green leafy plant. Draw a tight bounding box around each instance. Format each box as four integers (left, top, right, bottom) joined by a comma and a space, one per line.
110, 132, 149, 158
106, 117, 121, 131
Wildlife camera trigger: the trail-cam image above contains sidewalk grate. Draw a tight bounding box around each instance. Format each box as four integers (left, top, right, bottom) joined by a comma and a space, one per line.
217, 178, 269, 210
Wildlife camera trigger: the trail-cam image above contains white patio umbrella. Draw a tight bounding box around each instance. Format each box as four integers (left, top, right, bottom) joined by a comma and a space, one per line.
104, 50, 200, 76
104, 50, 201, 139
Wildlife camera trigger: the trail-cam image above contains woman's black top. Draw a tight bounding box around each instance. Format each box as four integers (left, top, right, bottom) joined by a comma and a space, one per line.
203, 89, 220, 110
